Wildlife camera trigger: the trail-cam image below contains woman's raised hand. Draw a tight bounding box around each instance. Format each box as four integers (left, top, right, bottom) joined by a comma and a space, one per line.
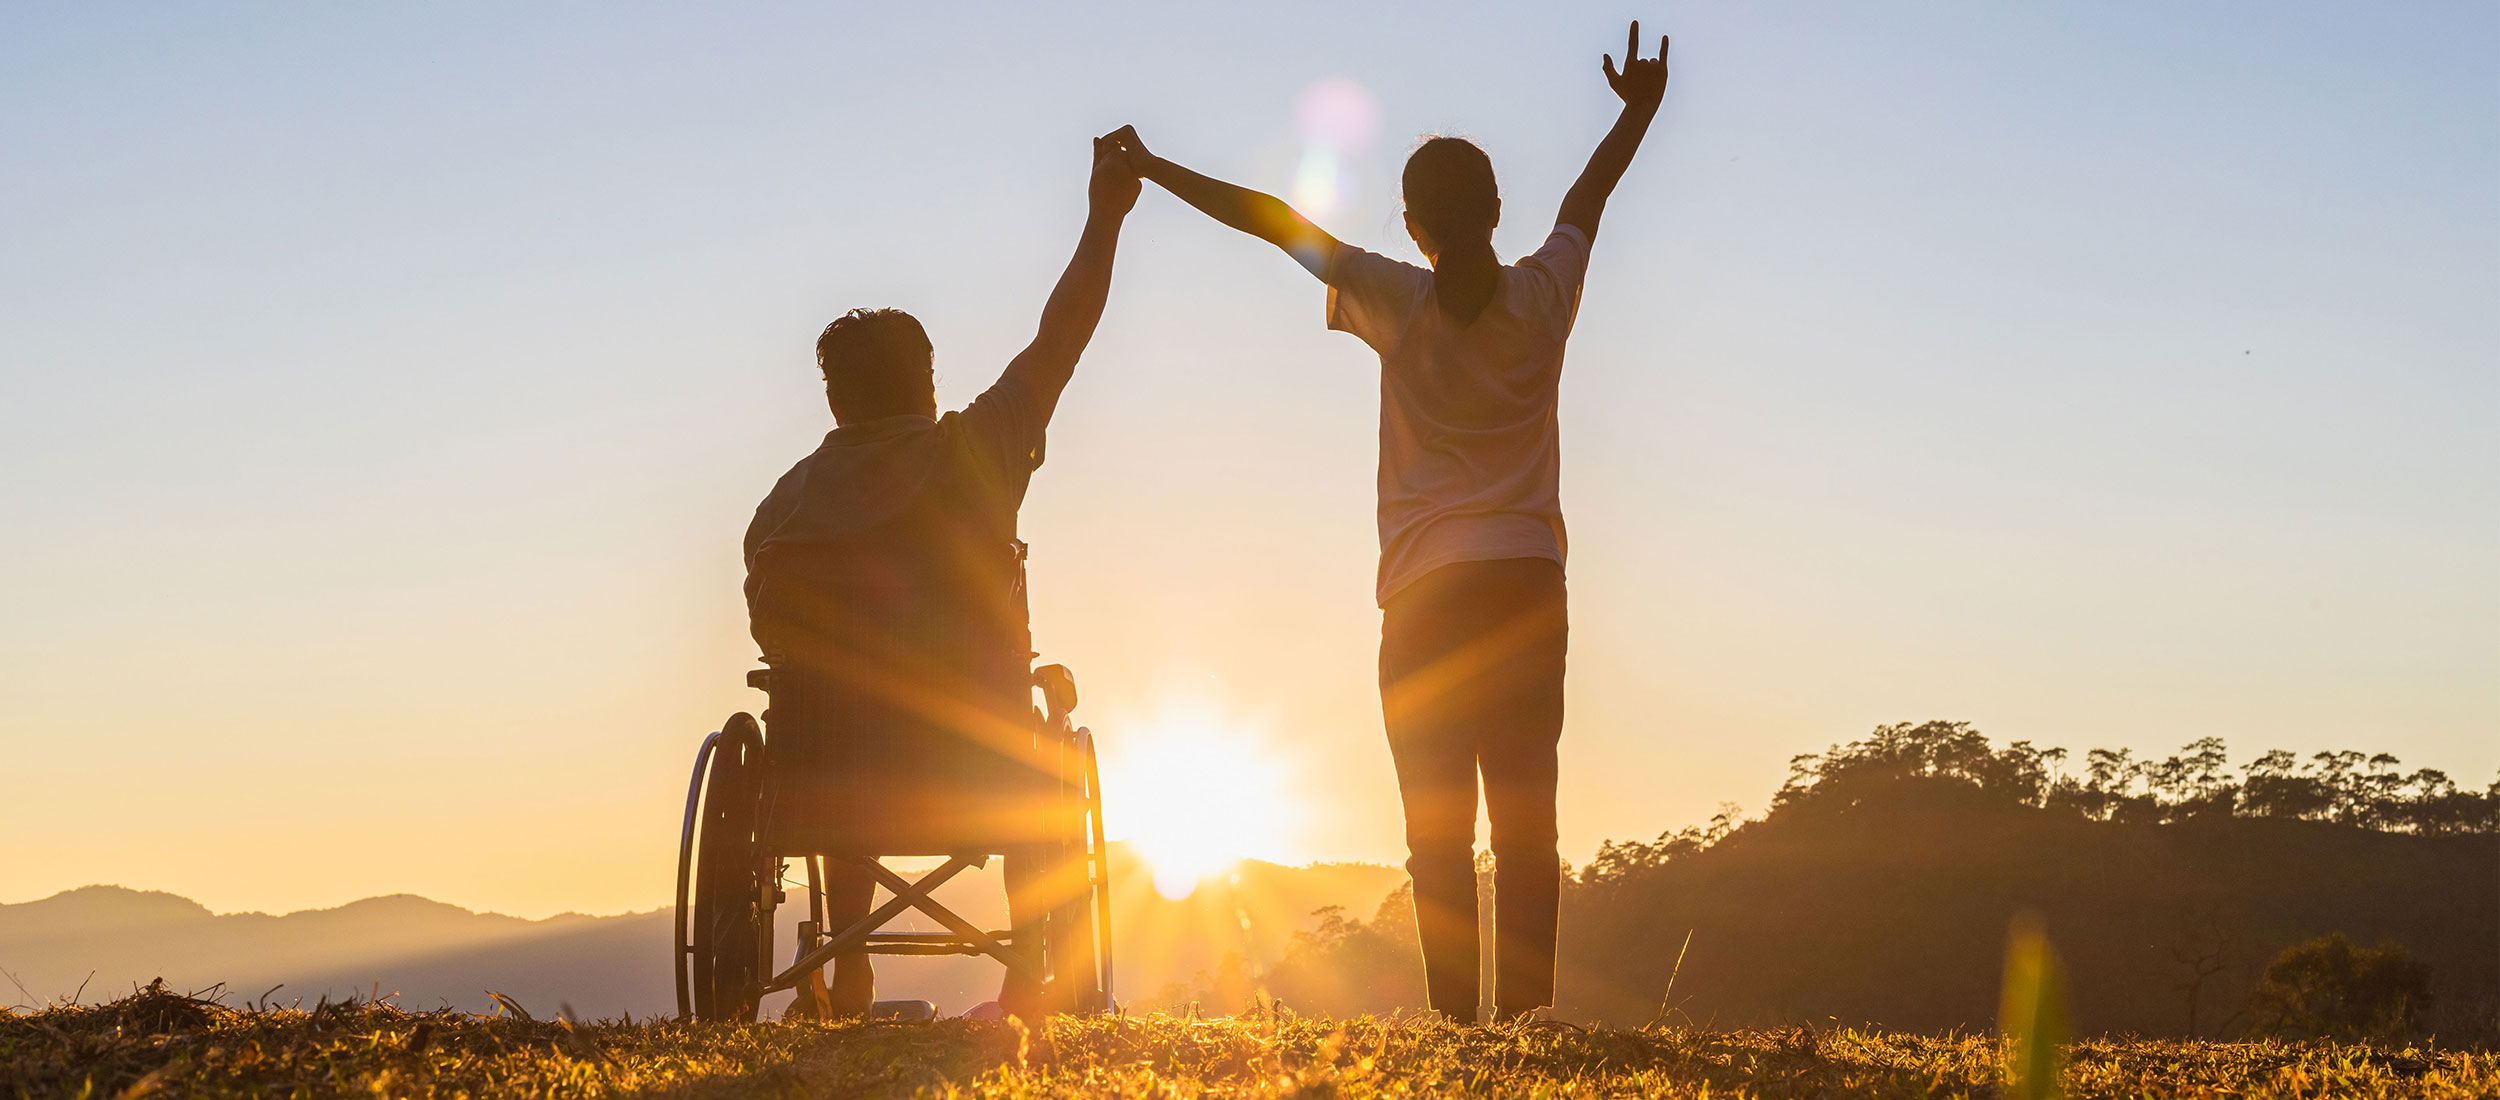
1602, 21, 1669, 111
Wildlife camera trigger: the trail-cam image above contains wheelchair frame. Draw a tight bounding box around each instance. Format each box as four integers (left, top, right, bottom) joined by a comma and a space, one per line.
673, 664, 1113, 1021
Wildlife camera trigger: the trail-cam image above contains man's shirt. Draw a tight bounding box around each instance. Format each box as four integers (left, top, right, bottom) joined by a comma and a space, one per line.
1324, 225, 1592, 607
744, 374, 1048, 614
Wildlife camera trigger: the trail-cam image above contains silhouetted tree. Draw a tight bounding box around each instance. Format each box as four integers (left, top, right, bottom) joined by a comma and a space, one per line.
1578, 804, 1738, 889
2247, 933, 2433, 1043
2241, 749, 2336, 821
1147, 951, 1259, 1017
1774, 721, 2064, 812
1262, 886, 1426, 1016
2167, 908, 2242, 1038
2143, 737, 2237, 819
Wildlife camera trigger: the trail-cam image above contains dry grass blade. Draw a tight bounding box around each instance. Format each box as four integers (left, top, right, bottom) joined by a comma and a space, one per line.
485, 989, 537, 1024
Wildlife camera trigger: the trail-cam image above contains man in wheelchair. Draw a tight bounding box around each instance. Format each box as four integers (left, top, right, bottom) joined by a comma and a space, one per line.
735, 134, 1137, 1020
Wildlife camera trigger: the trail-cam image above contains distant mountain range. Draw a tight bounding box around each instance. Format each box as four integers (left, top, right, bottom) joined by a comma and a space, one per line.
0, 848, 1406, 1020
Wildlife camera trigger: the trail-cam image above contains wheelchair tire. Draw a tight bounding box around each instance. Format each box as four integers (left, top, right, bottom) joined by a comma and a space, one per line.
689, 712, 770, 1022
1083, 728, 1114, 1010
1040, 728, 1114, 1013
673, 730, 720, 1020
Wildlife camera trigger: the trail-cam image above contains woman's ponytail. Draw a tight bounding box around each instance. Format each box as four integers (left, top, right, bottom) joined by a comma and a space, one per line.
1402, 137, 1502, 323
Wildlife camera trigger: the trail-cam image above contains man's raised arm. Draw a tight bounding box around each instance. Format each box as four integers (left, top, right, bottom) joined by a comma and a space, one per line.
1555, 22, 1669, 243
1003, 133, 1142, 419
1111, 125, 1343, 277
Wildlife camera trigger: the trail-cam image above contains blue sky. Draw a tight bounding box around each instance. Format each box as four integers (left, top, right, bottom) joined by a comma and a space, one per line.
3, 2, 2493, 916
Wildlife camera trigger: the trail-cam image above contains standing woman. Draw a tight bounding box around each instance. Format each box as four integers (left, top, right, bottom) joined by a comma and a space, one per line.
1113, 23, 1667, 1022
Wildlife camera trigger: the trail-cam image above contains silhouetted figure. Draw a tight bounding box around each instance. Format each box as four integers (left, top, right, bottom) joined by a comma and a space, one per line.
1113, 23, 1668, 1023
742, 134, 1139, 1019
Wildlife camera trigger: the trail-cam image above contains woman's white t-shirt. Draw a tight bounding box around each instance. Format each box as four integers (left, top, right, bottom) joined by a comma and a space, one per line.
1324, 225, 1591, 607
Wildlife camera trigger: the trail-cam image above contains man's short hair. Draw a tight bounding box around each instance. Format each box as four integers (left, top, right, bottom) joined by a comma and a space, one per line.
816, 308, 934, 420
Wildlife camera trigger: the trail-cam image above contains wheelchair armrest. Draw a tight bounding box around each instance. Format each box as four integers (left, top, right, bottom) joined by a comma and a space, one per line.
1034, 664, 1078, 719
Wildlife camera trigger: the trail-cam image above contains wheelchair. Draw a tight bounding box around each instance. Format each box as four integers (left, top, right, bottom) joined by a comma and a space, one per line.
672, 538, 1113, 1022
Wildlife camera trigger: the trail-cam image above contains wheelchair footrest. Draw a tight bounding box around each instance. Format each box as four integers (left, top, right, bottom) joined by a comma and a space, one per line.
870, 999, 938, 1022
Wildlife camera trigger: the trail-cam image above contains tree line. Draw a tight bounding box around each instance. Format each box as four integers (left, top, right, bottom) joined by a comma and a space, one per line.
1575, 720, 2493, 889
1770, 721, 2497, 832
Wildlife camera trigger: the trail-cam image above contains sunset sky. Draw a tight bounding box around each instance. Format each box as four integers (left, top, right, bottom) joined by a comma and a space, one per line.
5, 2, 2493, 919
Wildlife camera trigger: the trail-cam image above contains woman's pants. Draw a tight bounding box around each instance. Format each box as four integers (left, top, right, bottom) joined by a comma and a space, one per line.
1378, 556, 1567, 1021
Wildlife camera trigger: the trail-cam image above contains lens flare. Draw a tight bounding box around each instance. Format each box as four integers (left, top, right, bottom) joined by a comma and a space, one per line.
1296, 77, 1380, 152
1289, 77, 1380, 219
1098, 712, 1298, 900
1291, 149, 1342, 221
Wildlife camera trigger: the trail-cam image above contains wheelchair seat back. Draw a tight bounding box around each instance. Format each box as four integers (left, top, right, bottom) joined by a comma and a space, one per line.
748, 489, 1055, 855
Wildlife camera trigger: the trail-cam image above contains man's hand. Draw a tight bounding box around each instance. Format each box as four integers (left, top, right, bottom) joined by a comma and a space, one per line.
1003, 130, 1137, 418
1108, 125, 1161, 174
1091, 131, 1141, 217
1602, 21, 1668, 112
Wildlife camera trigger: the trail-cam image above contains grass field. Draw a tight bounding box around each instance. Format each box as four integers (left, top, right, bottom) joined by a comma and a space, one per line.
5, 986, 2490, 1098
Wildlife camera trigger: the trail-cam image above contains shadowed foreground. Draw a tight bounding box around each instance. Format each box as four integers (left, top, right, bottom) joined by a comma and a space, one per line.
4, 986, 2490, 1098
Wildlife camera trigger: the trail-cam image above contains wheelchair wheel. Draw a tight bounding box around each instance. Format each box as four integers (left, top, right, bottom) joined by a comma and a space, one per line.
672, 729, 719, 1019
1041, 728, 1114, 1013
685, 712, 771, 1021
1084, 728, 1114, 1009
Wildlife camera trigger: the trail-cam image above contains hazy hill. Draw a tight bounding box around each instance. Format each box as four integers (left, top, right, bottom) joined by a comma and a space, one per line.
1554, 780, 2499, 1039
1227, 726, 2499, 1040
0, 885, 643, 1015
0, 847, 1402, 1020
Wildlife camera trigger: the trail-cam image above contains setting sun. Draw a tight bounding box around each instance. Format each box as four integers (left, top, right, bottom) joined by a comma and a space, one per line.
1099, 712, 1299, 899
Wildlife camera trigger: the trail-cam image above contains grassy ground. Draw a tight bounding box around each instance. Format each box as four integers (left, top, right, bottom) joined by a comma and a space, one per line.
4, 986, 2490, 1098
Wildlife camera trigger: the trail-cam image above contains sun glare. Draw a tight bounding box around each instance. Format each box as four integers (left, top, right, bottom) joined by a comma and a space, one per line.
1100, 714, 1298, 900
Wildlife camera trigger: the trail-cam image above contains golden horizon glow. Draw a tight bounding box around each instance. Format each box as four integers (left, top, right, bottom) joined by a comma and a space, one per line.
1097, 710, 1301, 900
